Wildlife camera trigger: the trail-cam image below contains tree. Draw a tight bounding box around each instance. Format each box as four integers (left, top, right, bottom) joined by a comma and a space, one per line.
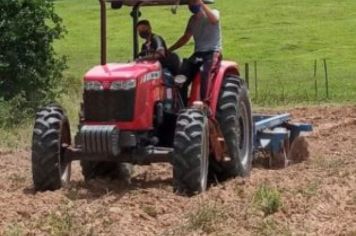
0, 0, 66, 124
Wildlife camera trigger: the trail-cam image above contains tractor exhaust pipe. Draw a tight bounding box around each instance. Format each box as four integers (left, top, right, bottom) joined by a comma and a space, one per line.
99, 0, 107, 65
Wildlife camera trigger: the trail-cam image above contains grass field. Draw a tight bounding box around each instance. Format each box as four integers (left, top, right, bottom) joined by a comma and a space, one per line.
54, 0, 356, 104
1, 3, 356, 235
1, 0, 356, 149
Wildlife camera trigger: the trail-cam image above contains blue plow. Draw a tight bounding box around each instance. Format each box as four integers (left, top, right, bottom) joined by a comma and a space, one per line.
253, 113, 313, 167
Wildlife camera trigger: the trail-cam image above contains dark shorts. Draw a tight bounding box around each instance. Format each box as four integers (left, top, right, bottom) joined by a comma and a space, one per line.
179, 51, 222, 105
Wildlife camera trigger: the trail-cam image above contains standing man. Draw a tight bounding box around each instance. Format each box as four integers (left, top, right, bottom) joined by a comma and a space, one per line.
169, 0, 222, 105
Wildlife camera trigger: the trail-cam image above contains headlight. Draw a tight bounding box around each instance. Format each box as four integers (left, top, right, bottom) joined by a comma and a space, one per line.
84, 81, 103, 91
110, 79, 136, 91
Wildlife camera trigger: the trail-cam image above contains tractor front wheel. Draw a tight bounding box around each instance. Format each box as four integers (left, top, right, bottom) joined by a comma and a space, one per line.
214, 75, 253, 180
173, 109, 209, 196
31, 104, 71, 191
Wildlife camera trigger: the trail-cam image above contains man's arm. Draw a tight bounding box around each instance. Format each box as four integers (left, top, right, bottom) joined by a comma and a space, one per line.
169, 17, 193, 52
137, 50, 164, 61
168, 32, 192, 52
199, 0, 219, 24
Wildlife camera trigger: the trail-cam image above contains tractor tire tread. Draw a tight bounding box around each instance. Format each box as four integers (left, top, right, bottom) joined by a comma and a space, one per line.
32, 104, 70, 191
214, 75, 253, 180
173, 109, 208, 195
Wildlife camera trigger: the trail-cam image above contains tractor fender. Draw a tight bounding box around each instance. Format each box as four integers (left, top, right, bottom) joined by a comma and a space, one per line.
209, 60, 240, 116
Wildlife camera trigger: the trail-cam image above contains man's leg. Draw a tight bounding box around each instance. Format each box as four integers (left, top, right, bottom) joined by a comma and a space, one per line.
179, 55, 201, 106
200, 51, 222, 101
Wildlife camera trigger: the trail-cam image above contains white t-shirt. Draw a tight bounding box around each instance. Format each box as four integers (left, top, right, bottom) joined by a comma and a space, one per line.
185, 9, 222, 52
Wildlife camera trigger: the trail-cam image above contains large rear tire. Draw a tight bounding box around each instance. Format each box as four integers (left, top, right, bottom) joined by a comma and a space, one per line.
214, 75, 253, 180
31, 104, 71, 191
173, 109, 209, 195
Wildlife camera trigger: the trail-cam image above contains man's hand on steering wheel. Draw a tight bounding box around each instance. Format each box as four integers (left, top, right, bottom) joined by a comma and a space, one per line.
136, 56, 155, 62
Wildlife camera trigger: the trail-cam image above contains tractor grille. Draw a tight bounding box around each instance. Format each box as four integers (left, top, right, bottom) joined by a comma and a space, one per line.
84, 89, 136, 122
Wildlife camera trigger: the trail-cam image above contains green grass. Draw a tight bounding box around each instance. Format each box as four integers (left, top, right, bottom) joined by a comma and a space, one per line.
33, 202, 90, 236
253, 184, 282, 216
186, 203, 227, 234
4, 223, 23, 236
165, 202, 228, 235
54, 0, 356, 104
255, 218, 292, 236
297, 180, 320, 199
2, 0, 356, 149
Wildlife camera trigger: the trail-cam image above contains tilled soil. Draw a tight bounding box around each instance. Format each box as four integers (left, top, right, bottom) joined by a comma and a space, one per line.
0, 105, 355, 236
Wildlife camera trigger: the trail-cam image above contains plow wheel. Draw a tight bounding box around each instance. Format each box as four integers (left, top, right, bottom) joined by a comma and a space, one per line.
288, 136, 310, 164
269, 136, 290, 169
269, 133, 310, 169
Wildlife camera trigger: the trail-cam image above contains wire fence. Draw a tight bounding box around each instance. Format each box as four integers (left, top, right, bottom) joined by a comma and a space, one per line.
1, 58, 355, 107
240, 59, 356, 105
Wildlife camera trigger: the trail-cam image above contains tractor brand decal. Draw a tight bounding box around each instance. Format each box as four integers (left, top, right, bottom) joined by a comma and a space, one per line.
142, 71, 161, 83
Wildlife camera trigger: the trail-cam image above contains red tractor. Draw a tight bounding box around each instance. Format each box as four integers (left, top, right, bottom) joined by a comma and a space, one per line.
31, 0, 254, 195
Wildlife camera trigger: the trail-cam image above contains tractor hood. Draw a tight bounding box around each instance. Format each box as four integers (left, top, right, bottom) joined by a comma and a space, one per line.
84, 62, 161, 81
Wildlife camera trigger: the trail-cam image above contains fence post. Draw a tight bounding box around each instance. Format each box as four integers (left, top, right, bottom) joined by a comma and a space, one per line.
314, 59, 318, 98
323, 59, 329, 99
245, 63, 250, 89
254, 61, 258, 99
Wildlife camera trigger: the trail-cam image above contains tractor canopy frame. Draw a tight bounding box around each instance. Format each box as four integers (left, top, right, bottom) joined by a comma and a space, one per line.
98, 0, 214, 64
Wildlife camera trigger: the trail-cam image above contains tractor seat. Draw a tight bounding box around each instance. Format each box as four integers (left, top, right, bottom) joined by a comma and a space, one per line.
163, 52, 181, 76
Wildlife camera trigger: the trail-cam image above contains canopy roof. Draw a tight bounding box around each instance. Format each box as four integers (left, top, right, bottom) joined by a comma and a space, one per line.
106, 0, 214, 7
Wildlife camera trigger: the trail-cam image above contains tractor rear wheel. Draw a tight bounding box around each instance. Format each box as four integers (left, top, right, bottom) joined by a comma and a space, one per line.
173, 109, 209, 195
31, 104, 71, 191
81, 161, 133, 183
214, 75, 253, 180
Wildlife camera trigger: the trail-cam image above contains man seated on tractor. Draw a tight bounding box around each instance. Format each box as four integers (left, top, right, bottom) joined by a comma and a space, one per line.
136, 20, 167, 65
137, 19, 181, 86
169, 0, 222, 106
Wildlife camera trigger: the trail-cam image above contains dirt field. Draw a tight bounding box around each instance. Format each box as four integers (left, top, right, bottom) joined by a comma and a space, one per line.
1, 105, 355, 236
